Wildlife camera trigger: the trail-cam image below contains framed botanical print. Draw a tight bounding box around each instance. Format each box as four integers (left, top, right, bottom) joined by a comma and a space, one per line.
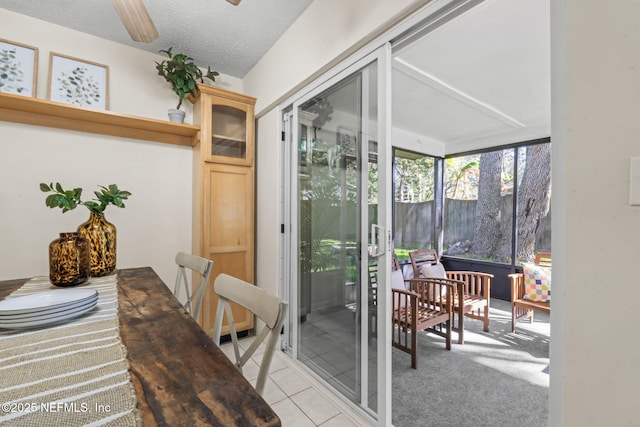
0, 38, 38, 97
48, 52, 109, 110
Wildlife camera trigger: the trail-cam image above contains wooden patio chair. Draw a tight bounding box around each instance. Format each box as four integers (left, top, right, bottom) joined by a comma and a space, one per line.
368, 254, 403, 339
392, 276, 454, 369
409, 249, 492, 344
508, 252, 551, 332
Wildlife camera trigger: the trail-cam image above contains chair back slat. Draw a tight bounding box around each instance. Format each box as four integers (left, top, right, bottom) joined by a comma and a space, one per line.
409, 249, 439, 277
173, 252, 213, 321
212, 273, 288, 396
214, 274, 283, 328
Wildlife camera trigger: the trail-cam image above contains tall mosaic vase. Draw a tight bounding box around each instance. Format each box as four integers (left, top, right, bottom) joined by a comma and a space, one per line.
49, 232, 90, 287
77, 211, 117, 276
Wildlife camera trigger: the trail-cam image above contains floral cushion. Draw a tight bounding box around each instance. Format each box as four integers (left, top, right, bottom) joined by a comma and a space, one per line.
522, 263, 551, 302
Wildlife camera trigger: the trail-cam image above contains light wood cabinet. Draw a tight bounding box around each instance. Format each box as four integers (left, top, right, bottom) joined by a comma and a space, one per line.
192, 85, 256, 336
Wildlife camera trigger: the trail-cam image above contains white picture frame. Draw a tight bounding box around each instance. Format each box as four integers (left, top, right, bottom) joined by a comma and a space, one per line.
48, 52, 109, 110
0, 38, 38, 97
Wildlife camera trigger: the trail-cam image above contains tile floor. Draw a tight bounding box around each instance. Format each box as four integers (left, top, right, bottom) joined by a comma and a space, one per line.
219, 337, 373, 427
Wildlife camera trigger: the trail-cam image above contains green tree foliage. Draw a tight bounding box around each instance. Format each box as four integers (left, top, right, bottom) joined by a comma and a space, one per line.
394, 155, 435, 202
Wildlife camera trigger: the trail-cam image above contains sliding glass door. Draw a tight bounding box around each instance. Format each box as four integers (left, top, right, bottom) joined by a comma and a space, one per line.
283, 47, 391, 421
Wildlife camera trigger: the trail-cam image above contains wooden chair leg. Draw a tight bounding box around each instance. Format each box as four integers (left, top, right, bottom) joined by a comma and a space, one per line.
411, 329, 417, 369
483, 305, 490, 332
457, 307, 464, 345
512, 305, 516, 333
445, 319, 451, 350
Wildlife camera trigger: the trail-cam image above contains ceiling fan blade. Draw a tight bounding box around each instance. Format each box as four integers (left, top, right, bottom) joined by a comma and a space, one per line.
226, 0, 241, 5
111, 0, 159, 43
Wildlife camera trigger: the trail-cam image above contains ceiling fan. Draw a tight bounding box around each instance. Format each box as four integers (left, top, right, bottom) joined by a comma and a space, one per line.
111, 0, 241, 43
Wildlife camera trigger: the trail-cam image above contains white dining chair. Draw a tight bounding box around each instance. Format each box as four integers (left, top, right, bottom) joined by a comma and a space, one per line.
173, 252, 213, 321
212, 274, 288, 396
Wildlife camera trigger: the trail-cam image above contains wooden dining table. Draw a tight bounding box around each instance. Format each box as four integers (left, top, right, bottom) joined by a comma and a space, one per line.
0, 267, 281, 427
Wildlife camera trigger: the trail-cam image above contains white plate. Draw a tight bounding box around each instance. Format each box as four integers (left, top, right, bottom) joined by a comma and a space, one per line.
0, 299, 96, 325
0, 300, 97, 329
0, 294, 98, 320
0, 298, 98, 323
0, 289, 98, 315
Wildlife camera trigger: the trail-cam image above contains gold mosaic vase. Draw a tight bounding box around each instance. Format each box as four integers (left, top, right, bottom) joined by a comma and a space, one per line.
49, 232, 90, 287
77, 212, 116, 276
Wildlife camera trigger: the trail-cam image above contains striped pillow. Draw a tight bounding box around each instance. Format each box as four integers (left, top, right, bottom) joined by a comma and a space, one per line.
522, 263, 551, 302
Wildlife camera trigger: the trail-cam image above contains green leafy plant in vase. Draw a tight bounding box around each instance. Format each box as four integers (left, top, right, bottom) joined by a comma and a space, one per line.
155, 47, 219, 123
41, 183, 132, 277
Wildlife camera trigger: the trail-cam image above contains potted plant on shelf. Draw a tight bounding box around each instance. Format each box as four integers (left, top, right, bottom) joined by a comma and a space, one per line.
155, 47, 219, 123
40, 182, 132, 277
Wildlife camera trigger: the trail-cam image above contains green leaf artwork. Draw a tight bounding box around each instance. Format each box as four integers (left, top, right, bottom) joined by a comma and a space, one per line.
0, 48, 27, 94
56, 67, 101, 107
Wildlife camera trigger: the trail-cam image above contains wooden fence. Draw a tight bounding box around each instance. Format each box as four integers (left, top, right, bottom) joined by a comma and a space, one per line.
394, 197, 551, 250
301, 197, 552, 252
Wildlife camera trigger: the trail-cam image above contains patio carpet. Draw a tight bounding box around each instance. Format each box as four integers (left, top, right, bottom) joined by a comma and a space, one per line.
392, 298, 550, 427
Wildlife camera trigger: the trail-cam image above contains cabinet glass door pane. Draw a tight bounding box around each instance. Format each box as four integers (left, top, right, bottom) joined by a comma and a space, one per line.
211, 105, 247, 159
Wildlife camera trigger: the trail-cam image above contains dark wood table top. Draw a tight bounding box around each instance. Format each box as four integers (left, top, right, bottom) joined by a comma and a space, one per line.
0, 268, 281, 427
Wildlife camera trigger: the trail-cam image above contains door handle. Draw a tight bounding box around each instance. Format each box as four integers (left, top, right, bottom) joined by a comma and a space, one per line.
370, 224, 385, 258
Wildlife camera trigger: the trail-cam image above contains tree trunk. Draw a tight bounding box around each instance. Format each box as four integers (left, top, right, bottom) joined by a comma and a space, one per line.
471, 151, 504, 258
516, 144, 551, 262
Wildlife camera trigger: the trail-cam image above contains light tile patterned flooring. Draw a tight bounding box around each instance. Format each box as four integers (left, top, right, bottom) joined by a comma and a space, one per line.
219, 337, 373, 426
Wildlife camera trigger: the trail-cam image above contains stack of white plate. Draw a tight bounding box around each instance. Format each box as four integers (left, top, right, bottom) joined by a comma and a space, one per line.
0, 288, 98, 329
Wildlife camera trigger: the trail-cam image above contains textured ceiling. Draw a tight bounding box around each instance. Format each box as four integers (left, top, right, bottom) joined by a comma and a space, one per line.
0, 0, 313, 78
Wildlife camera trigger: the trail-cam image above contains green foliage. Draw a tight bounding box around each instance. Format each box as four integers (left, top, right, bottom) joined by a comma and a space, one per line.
155, 47, 219, 109
394, 155, 435, 202
393, 248, 412, 261
445, 156, 480, 199
40, 182, 131, 214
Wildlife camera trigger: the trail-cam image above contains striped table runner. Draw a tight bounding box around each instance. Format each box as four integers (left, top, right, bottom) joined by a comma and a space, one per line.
0, 274, 141, 426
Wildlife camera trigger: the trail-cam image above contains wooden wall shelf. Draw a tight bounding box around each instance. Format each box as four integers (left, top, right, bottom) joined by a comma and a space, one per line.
0, 93, 199, 147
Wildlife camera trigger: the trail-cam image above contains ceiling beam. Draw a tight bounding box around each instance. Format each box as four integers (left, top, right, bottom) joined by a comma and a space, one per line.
393, 57, 525, 129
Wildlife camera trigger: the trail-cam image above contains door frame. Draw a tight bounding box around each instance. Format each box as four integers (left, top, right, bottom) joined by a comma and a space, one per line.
280, 45, 393, 424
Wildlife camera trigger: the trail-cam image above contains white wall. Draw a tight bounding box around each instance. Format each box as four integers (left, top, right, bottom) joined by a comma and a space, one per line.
552, 1, 640, 425
0, 9, 241, 287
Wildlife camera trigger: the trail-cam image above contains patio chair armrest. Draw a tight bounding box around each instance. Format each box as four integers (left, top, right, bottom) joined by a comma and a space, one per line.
446, 271, 493, 298
391, 287, 419, 310
392, 287, 419, 298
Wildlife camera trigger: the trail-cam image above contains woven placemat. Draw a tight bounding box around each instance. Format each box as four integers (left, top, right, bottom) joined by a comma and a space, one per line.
0, 274, 141, 426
